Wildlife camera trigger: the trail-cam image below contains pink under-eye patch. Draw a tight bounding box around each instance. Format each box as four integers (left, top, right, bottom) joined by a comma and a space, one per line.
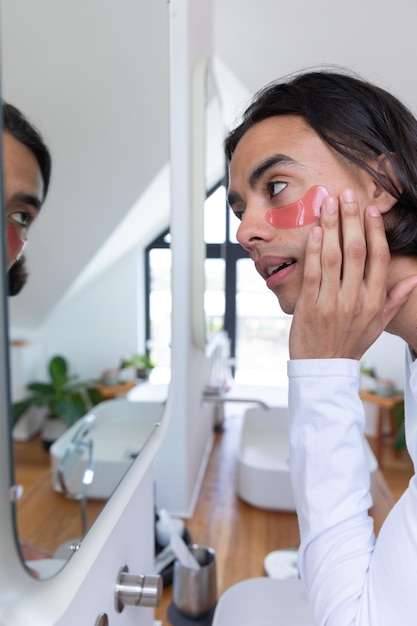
265, 185, 329, 229
7, 226, 27, 263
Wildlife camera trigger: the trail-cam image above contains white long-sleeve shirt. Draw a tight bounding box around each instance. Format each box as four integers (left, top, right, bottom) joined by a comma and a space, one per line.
288, 351, 417, 625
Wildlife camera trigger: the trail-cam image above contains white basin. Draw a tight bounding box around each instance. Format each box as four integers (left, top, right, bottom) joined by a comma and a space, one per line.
212, 578, 313, 626
50, 398, 165, 499
237, 406, 378, 511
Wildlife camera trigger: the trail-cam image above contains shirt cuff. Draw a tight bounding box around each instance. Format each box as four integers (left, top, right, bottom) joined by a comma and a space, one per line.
288, 358, 360, 379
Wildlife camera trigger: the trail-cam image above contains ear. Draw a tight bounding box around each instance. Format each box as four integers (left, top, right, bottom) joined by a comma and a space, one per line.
371, 153, 401, 214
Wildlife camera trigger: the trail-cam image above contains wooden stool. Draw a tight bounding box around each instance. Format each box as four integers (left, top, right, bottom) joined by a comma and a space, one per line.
359, 390, 404, 464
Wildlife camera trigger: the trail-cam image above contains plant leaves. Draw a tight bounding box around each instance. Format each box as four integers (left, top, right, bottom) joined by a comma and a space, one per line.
49, 355, 68, 382
15, 355, 102, 428
27, 382, 55, 394
53, 396, 86, 427
392, 402, 406, 451
86, 387, 103, 406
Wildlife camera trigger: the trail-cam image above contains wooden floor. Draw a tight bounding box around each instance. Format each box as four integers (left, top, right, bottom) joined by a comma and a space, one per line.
13, 437, 105, 554
13, 409, 414, 625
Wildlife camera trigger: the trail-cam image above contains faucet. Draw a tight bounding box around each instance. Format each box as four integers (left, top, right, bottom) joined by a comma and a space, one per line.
202, 386, 270, 431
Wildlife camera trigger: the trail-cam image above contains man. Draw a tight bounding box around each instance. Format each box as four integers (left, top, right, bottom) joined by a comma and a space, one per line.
2, 102, 51, 566
225, 70, 417, 625
3, 102, 51, 293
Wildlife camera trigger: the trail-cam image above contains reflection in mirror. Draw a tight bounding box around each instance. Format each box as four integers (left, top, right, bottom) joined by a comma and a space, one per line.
2, 0, 170, 579
191, 60, 226, 349
203, 66, 226, 347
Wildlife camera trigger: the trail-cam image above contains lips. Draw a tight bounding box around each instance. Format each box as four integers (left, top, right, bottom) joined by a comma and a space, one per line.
254, 256, 298, 291
255, 257, 297, 281
267, 260, 296, 277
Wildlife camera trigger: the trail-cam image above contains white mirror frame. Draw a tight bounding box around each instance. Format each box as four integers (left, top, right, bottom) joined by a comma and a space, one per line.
0, 77, 169, 623
0, 371, 169, 623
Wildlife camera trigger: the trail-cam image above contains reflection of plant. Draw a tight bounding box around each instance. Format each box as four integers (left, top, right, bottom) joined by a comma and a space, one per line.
121, 353, 155, 372
12, 355, 102, 427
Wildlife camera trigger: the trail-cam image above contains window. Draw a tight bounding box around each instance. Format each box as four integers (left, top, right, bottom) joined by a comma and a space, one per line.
145, 184, 291, 385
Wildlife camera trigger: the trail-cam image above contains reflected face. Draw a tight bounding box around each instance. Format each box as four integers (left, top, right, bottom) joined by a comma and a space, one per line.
228, 115, 376, 314
3, 132, 44, 270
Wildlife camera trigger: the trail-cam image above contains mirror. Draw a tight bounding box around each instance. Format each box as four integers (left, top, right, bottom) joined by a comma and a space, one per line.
191, 59, 225, 350
1, 0, 170, 578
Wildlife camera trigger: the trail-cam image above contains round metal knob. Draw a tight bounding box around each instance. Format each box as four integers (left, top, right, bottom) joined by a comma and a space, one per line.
115, 566, 162, 612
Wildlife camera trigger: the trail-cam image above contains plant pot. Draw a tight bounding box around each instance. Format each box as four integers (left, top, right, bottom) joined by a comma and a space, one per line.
13, 405, 47, 442
136, 367, 149, 381
41, 417, 68, 451
118, 366, 136, 383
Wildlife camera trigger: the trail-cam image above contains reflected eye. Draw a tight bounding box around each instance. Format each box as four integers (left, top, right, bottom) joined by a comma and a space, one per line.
10, 211, 34, 228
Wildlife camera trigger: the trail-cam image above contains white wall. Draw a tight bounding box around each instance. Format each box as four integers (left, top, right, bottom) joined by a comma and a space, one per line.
39, 247, 144, 380
363, 333, 406, 390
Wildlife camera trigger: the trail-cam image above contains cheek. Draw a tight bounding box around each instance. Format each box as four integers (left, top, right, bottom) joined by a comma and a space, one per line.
266, 185, 328, 229
7, 226, 27, 268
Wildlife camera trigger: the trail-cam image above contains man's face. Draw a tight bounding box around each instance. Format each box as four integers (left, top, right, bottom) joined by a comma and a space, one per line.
228, 114, 378, 314
3, 131, 43, 270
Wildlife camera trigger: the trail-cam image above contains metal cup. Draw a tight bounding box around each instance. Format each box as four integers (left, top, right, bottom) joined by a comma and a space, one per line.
173, 544, 217, 618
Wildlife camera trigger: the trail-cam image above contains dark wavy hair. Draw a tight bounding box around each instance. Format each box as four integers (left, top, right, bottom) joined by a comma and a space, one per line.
3, 102, 52, 295
3, 101, 52, 201
225, 69, 417, 255
8, 256, 28, 296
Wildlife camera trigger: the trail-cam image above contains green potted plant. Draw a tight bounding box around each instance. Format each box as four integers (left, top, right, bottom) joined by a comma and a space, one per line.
13, 354, 103, 449
121, 353, 155, 381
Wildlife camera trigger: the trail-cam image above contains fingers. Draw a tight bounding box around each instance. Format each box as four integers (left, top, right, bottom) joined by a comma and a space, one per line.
301, 226, 323, 303
319, 189, 368, 306
293, 186, 417, 361
338, 189, 367, 297
319, 196, 343, 303
363, 204, 391, 290
383, 274, 417, 326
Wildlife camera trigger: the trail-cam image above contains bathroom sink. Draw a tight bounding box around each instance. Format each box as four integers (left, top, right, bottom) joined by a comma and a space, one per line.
50, 398, 165, 499
237, 406, 378, 511
212, 578, 313, 625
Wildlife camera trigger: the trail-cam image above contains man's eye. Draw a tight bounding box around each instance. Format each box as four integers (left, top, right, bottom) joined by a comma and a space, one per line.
10, 212, 32, 227
234, 211, 244, 222
269, 181, 287, 198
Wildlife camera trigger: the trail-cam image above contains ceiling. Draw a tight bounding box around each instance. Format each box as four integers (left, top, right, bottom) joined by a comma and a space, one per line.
3, 0, 170, 328
4, 0, 417, 328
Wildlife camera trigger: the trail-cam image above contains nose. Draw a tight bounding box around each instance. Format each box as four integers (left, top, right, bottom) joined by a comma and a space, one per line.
236, 206, 275, 251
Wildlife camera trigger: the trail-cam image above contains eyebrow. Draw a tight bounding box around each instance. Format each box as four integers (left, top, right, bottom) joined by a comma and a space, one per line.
9, 192, 42, 212
248, 153, 298, 188
227, 153, 299, 209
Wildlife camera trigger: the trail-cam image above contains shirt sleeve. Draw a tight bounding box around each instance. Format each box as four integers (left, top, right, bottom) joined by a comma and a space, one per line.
288, 356, 417, 626
288, 358, 375, 625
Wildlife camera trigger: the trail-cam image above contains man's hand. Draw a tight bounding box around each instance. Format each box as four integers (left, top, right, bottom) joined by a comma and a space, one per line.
289, 189, 417, 360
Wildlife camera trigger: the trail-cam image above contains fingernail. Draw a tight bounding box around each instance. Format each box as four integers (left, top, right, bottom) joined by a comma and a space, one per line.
325, 197, 337, 214
367, 205, 381, 217
310, 226, 322, 241
342, 188, 355, 202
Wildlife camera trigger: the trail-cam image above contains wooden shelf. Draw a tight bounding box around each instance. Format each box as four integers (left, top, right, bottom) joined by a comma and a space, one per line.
94, 381, 136, 400
359, 390, 404, 464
